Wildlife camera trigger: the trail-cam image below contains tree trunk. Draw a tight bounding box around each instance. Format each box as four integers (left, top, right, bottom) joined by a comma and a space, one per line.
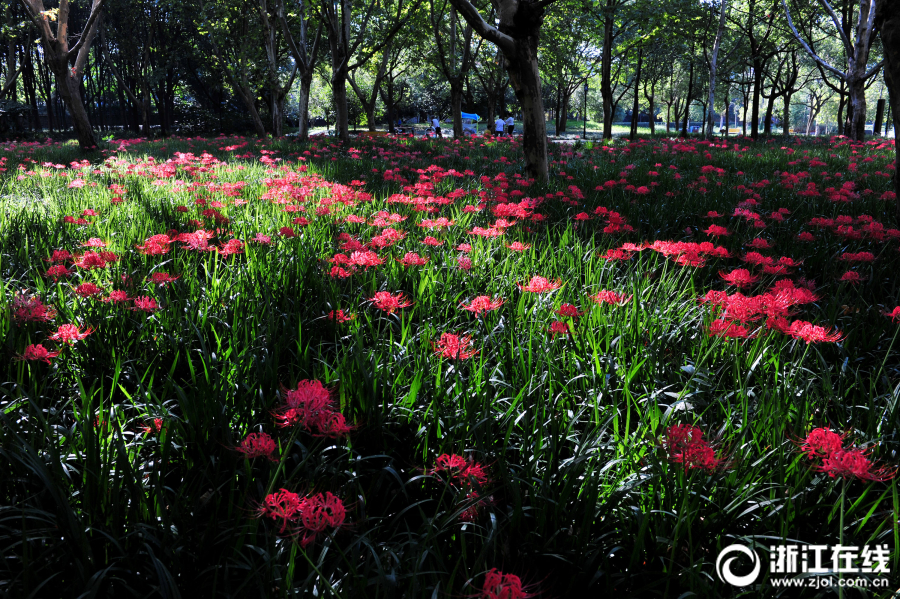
837, 88, 847, 135
630, 46, 642, 139
847, 77, 867, 140
648, 93, 655, 135
298, 72, 312, 139
751, 59, 761, 139
763, 93, 775, 136
331, 41, 350, 142
681, 57, 694, 136
783, 93, 791, 136
601, 13, 614, 139
559, 92, 569, 133
874, 97, 885, 135
705, 0, 728, 140
506, 36, 548, 181
450, 79, 463, 138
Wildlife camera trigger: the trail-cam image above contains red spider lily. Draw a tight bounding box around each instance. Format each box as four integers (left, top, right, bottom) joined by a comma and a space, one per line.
148, 272, 180, 286
218, 239, 244, 256
251, 233, 273, 245
132, 296, 159, 312
819, 448, 897, 482
506, 242, 531, 251
703, 224, 730, 237
296, 492, 346, 547
43, 264, 70, 282
369, 291, 413, 314
518, 276, 561, 293
839, 270, 865, 283
589, 290, 631, 306
136, 234, 174, 255
11, 295, 56, 323
459, 296, 504, 315
797, 232, 815, 242
17, 344, 61, 364
235, 432, 277, 460
549, 320, 572, 336
556, 303, 583, 319
258, 489, 303, 534
664, 424, 725, 471
81, 238, 107, 248
327, 309, 356, 323
47, 249, 71, 262
433, 333, 479, 360
433, 454, 490, 487
273, 380, 353, 438
457, 256, 473, 270
719, 268, 759, 288
456, 243, 472, 252
600, 248, 633, 261
708, 319, 754, 338
49, 324, 93, 344
787, 321, 843, 344
883, 306, 900, 322
422, 236, 444, 246
481, 569, 528, 599
349, 250, 383, 268
799, 427, 844, 459
745, 238, 773, 249
398, 252, 428, 267
142, 418, 165, 434
839, 251, 875, 263
105, 290, 131, 304
278, 226, 296, 238
73, 282, 103, 298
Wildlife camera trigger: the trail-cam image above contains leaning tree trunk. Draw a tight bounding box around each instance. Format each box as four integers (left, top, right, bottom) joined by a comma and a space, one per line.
331, 48, 350, 142
763, 93, 775, 136
630, 46, 642, 139
601, 14, 614, 139
750, 59, 762, 139
54, 72, 97, 147
681, 57, 694, 136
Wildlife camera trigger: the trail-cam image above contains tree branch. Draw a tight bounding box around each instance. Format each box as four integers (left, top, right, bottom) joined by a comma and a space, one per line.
68, 0, 106, 60
781, 0, 846, 80
446, 0, 515, 54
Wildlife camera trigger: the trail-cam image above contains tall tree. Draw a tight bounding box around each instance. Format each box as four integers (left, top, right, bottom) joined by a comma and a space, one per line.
276, 0, 322, 140
448, 0, 563, 182
783, 0, 882, 140
19, 0, 106, 148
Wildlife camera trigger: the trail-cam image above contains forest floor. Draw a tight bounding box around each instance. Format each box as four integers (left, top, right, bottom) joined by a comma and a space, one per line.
1, 132, 899, 597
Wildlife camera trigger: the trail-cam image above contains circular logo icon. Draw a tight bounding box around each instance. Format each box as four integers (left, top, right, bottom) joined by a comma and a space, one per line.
716, 544, 762, 586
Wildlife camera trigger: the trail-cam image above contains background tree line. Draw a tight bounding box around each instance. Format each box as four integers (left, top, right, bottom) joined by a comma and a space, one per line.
0, 0, 898, 182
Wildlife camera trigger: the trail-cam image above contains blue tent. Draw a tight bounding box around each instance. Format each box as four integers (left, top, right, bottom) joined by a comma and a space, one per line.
460, 112, 480, 122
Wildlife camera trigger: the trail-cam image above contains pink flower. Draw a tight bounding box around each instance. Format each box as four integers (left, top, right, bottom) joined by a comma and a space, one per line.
518, 276, 561, 293
800, 427, 844, 459
460, 295, 504, 315
132, 296, 159, 312
433, 333, 479, 359
18, 344, 61, 364
787, 321, 843, 344
481, 569, 528, 599
369, 291, 413, 314
236, 432, 277, 460
49, 324, 93, 344
589, 290, 631, 306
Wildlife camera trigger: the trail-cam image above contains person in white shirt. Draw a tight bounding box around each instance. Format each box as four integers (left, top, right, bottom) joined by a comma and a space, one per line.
505, 115, 514, 135
431, 117, 442, 138
495, 116, 505, 136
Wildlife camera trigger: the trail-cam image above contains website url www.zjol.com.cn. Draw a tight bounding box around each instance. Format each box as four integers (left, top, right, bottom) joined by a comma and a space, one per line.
715, 543, 893, 589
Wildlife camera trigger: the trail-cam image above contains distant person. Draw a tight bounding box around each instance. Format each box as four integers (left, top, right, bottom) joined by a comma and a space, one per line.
505, 115, 514, 136
495, 116, 505, 136
432, 116, 442, 138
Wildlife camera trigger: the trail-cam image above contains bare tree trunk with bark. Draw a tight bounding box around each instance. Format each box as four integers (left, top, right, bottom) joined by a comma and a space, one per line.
20, 0, 106, 149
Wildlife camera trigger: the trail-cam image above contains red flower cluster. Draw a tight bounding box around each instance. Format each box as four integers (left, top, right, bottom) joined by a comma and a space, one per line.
518, 276, 561, 293
11, 294, 57, 323
273, 380, 352, 437
258, 489, 346, 545
664, 424, 725, 471
799, 428, 895, 482
589, 290, 631, 306
432, 454, 490, 521
17, 343, 61, 364
369, 291, 413, 314
235, 432, 277, 460
433, 333, 479, 360
459, 295, 504, 315
481, 569, 528, 599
